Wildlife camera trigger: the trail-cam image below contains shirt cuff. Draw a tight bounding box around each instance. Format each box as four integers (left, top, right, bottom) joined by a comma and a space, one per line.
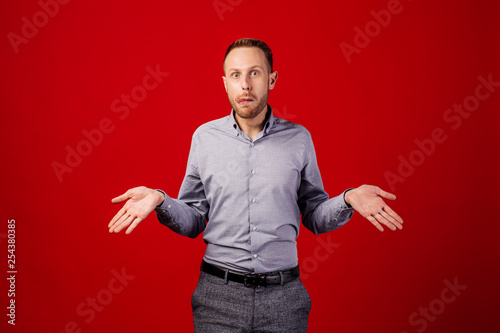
154, 189, 167, 208
154, 189, 178, 223
315, 191, 354, 232
153, 190, 184, 233
154, 189, 177, 212
343, 188, 355, 208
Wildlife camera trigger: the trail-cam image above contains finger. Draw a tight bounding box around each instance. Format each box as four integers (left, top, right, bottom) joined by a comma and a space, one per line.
378, 189, 396, 201
108, 207, 127, 228
113, 214, 135, 233
380, 210, 403, 230
366, 215, 384, 232
383, 205, 404, 224
110, 211, 133, 233
374, 213, 397, 231
111, 192, 130, 204
125, 216, 145, 235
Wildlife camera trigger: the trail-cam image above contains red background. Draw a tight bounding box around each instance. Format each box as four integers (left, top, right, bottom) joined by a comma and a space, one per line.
1, 0, 499, 332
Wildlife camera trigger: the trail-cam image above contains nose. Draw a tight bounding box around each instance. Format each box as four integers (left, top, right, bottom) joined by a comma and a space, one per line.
241, 75, 251, 91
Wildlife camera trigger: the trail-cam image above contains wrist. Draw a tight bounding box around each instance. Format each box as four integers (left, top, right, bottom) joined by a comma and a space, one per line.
154, 189, 166, 206
344, 188, 355, 207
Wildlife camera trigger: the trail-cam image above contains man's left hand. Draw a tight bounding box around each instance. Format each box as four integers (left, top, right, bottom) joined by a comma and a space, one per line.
344, 185, 403, 232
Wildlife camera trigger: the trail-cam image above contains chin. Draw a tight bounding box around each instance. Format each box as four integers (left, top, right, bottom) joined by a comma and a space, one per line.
235, 108, 261, 119
229, 96, 268, 120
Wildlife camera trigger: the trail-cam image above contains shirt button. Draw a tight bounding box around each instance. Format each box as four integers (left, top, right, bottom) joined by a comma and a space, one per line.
252, 198, 257, 203
338, 204, 342, 208
251, 170, 256, 174
253, 254, 258, 258
250, 142, 255, 147
168, 205, 172, 209
253, 227, 257, 231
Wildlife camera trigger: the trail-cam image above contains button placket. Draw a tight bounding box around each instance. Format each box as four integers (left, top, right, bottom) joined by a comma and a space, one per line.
248, 140, 259, 262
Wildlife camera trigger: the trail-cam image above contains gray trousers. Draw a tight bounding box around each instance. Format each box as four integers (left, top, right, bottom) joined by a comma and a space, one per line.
191, 271, 311, 332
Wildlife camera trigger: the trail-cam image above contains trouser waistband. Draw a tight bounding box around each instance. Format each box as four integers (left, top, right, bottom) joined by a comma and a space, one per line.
200, 260, 300, 287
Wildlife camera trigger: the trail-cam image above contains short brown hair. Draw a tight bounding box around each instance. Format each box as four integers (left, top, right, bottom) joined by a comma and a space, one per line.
223, 38, 273, 73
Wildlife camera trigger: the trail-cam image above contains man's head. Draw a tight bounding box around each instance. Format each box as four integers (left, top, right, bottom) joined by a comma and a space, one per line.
223, 38, 273, 73
222, 38, 278, 120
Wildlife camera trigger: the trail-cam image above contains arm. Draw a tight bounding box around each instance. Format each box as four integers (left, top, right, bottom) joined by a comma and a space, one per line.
298, 132, 355, 234
301, 190, 355, 235
298, 132, 403, 233
107, 184, 207, 237
108, 133, 209, 237
154, 163, 208, 238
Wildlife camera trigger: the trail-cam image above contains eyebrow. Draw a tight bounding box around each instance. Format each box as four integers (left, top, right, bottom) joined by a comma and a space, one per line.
227, 65, 264, 72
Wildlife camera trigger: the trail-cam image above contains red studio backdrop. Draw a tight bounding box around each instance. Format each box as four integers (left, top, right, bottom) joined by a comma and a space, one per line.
1, 0, 499, 332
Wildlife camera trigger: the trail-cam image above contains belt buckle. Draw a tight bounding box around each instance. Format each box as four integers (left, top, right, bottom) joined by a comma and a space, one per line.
244, 273, 264, 288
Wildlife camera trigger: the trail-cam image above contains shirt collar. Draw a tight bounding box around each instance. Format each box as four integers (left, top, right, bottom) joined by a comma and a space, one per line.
227, 105, 276, 137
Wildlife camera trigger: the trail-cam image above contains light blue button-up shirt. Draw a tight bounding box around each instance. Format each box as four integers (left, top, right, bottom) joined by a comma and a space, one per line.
155, 107, 354, 273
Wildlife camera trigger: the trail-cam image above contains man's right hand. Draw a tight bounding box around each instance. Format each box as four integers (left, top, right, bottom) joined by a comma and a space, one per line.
108, 186, 166, 235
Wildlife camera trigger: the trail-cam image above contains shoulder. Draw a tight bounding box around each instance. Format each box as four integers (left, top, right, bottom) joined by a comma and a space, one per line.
271, 117, 313, 141
192, 115, 231, 139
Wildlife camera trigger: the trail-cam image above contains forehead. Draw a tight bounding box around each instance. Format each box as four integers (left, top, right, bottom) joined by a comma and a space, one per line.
224, 47, 267, 71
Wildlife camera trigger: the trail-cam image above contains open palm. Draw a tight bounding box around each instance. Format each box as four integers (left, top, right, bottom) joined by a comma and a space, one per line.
345, 185, 403, 232
108, 186, 165, 235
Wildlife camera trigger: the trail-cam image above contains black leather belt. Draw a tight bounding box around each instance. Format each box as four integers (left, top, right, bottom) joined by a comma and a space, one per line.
200, 261, 300, 287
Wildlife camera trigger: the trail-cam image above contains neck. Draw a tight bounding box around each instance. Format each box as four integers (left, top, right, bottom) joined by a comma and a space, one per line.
234, 106, 268, 141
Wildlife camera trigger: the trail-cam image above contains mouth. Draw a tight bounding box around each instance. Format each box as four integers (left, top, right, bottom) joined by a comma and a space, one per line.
235, 97, 255, 105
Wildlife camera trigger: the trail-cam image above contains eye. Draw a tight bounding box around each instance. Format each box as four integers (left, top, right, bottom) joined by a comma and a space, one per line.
231, 72, 239, 78
251, 71, 259, 76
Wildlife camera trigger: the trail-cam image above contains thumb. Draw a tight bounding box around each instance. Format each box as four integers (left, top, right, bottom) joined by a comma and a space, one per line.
378, 188, 396, 200
111, 191, 130, 204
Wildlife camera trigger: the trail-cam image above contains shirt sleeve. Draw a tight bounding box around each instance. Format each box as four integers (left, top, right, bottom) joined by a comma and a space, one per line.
298, 131, 354, 235
154, 133, 208, 238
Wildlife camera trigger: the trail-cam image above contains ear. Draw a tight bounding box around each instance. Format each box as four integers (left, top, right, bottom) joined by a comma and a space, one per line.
269, 71, 278, 90
222, 75, 228, 93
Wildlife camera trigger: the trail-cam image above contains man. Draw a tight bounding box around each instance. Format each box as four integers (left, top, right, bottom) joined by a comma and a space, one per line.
108, 38, 403, 332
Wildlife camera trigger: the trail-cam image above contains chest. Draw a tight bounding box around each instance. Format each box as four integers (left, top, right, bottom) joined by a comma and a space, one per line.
197, 134, 306, 197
